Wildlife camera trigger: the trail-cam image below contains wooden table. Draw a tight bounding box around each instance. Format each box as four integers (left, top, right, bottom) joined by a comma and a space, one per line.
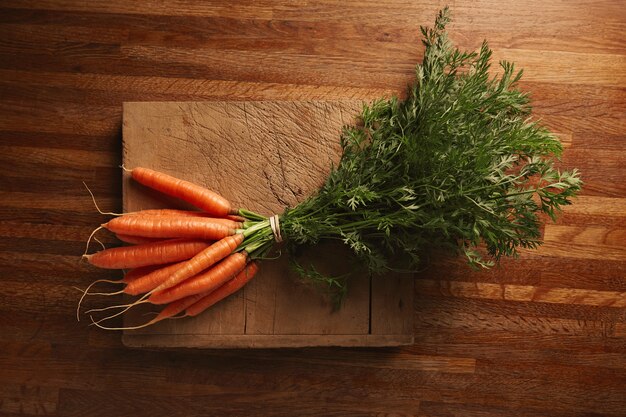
1, 1, 624, 415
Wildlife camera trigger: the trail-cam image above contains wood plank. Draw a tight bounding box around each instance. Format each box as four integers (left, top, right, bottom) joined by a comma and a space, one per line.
422, 253, 626, 292
535, 225, 626, 261
0, 69, 394, 103
490, 49, 626, 87
123, 334, 414, 348
415, 279, 626, 308
2, 7, 623, 55
0, 0, 277, 19
371, 273, 414, 337
0, 192, 117, 212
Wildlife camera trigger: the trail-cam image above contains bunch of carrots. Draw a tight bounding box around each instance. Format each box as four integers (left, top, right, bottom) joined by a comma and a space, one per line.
80, 167, 277, 330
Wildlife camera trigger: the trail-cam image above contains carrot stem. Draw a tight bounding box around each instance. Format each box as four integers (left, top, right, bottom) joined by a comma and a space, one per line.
237, 209, 266, 221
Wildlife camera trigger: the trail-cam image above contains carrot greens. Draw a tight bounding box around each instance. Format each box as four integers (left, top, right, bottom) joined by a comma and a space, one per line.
277, 7, 581, 279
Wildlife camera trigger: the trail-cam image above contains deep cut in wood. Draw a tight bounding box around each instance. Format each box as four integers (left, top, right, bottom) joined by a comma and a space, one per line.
121, 101, 414, 348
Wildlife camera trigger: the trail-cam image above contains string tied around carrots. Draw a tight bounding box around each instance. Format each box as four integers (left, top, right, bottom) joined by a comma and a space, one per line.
269, 215, 283, 243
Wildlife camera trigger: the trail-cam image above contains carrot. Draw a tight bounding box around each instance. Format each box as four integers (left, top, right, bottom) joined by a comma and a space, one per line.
226, 214, 247, 222
185, 262, 258, 317
149, 251, 248, 305
103, 215, 235, 240
115, 233, 163, 245
84, 239, 210, 269
124, 261, 186, 296
130, 167, 235, 216
122, 264, 165, 283
124, 263, 257, 328
85, 240, 245, 322
126, 209, 211, 217
82, 264, 177, 309
152, 234, 244, 294
88, 264, 257, 329
126, 209, 243, 228
131, 214, 242, 229
201, 218, 242, 229
152, 293, 207, 321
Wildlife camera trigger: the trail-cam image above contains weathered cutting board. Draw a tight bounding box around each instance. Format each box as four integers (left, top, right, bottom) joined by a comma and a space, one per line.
122, 101, 414, 348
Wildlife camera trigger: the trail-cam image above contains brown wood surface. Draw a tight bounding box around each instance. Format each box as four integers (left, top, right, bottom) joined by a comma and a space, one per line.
121, 101, 413, 347
0, 0, 624, 415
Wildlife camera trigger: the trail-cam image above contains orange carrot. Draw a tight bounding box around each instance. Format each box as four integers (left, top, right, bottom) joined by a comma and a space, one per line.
124, 261, 186, 296
126, 209, 210, 217
185, 262, 258, 317
149, 252, 248, 305
115, 233, 163, 245
203, 218, 242, 229
122, 264, 165, 283
85, 239, 210, 269
153, 293, 207, 321
140, 215, 242, 229
226, 214, 246, 222
130, 167, 234, 216
103, 215, 235, 240
137, 263, 258, 326
152, 234, 244, 294
126, 209, 242, 228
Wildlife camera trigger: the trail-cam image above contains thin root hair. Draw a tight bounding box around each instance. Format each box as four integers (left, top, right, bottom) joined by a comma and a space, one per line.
76, 278, 124, 322
83, 225, 104, 257
87, 293, 151, 325
83, 181, 124, 216
93, 236, 106, 251
89, 314, 160, 331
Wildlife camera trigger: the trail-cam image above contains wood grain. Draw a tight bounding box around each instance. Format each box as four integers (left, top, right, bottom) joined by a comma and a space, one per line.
0, 1, 624, 415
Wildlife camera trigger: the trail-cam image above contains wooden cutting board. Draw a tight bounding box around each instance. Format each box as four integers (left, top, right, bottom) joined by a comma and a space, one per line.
121, 101, 414, 348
